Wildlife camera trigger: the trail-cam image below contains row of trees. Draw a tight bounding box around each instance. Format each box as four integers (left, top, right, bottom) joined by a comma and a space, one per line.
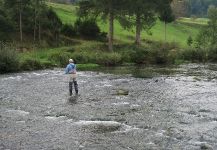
0, 0, 62, 44
172, 0, 217, 18
196, 6, 217, 49
187, 0, 217, 17
78, 0, 174, 51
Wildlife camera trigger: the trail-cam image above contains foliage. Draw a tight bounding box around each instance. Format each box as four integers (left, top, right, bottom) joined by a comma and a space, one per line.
46, 8, 62, 40
78, 0, 127, 51
20, 58, 43, 71
77, 63, 100, 70
61, 24, 77, 37
208, 45, 217, 62
1, 0, 63, 44
159, 3, 175, 24
48, 52, 70, 67
196, 6, 217, 50
178, 48, 207, 62
74, 18, 100, 38
0, 9, 14, 40
95, 52, 123, 66
0, 43, 19, 73
186, 0, 217, 17
187, 36, 193, 46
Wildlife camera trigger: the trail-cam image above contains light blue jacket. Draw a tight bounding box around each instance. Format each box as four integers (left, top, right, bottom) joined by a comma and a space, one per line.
65, 63, 76, 74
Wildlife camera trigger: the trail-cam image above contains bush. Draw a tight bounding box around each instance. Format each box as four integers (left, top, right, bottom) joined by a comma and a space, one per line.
179, 48, 207, 62
61, 24, 77, 37
48, 52, 71, 67
20, 58, 43, 71
130, 47, 149, 64
148, 42, 179, 64
187, 36, 193, 46
96, 52, 123, 66
71, 51, 91, 64
208, 45, 217, 62
0, 43, 19, 73
74, 18, 100, 38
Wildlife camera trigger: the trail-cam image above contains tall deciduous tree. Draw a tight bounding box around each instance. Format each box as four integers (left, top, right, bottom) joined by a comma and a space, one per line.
4, 0, 30, 42
121, 0, 159, 46
78, 0, 124, 51
159, 2, 175, 41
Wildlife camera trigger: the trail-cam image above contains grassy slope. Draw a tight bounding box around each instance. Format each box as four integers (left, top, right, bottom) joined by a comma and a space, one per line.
47, 2, 204, 47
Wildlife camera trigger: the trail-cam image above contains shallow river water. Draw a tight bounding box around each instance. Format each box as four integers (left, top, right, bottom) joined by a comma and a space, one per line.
1, 64, 217, 150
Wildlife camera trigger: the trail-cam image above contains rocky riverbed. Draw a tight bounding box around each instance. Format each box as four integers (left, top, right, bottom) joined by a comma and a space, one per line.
0, 64, 217, 150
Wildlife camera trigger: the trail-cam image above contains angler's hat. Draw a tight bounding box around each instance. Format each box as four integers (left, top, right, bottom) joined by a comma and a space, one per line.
69, 59, 74, 63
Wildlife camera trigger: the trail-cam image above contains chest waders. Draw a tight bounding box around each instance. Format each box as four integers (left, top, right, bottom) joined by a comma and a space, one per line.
69, 74, 78, 96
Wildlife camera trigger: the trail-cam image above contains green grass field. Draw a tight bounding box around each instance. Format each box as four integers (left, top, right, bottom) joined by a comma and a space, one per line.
47, 2, 205, 47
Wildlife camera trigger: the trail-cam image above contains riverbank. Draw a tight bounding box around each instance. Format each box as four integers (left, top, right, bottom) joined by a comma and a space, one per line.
1, 64, 217, 149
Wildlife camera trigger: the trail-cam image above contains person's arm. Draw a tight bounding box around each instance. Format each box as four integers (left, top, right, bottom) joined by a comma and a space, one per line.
65, 65, 69, 74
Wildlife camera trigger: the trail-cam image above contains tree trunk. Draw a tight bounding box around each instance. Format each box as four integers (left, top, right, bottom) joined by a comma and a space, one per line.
164, 21, 167, 41
135, 14, 141, 46
34, 8, 37, 42
38, 20, 41, 43
19, 0, 23, 42
108, 1, 113, 52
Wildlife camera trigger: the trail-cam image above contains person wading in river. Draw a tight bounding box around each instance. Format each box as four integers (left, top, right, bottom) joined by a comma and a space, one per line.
65, 59, 78, 96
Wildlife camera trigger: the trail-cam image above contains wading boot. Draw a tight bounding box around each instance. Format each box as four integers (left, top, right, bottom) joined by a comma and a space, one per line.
69, 82, 73, 96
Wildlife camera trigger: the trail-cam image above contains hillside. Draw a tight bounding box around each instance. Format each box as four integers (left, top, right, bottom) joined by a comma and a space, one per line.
48, 2, 204, 47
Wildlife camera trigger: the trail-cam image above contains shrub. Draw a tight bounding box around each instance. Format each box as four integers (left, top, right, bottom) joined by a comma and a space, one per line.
0, 43, 19, 73
208, 45, 217, 62
20, 58, 43, 71
48, 52, 71, 67
74, 18, 100, 38
61, 24, 77, 37
130, 47, 149, 64
180, 48, 206, 62
148, 41, 179, 64
96, 52, 123, 66
149, 49, 169, 64
187, 36, 193, 46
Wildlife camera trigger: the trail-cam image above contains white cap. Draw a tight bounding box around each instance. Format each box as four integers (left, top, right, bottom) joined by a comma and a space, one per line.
69, 59, 74, 63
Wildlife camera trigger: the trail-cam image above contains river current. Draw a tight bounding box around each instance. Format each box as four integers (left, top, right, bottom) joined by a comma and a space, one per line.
0, 64, 217, 150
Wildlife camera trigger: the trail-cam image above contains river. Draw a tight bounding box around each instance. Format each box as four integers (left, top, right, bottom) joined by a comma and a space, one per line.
0, 64, 217, 150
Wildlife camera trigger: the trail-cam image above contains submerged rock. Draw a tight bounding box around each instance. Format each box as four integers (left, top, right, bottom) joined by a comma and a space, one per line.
116, 89, 129, 96
200, 143, 213, 150
73, 121, 122, 133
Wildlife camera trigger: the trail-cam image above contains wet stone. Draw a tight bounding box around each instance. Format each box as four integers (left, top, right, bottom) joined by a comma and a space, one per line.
116, 89, 129, 96
200, 143, 213, 150
187, 110, 197, 115
199, 109, 212, 113
73, 121, 122, 133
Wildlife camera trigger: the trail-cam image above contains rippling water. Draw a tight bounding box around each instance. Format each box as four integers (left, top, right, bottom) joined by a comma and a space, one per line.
1, 64, 217, 150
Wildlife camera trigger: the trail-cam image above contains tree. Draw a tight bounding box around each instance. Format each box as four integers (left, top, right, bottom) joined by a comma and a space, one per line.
46, 8, 62, 45
186, 0, 217, 17
187, 36, 193, 46
196, 6, 217, 47
159, 3, 175, 41
171, 0, 189, 18
78, 0, 124, 51
121, 0, 159, 46
0, 8, 14, 40
4, 0, 31, 42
